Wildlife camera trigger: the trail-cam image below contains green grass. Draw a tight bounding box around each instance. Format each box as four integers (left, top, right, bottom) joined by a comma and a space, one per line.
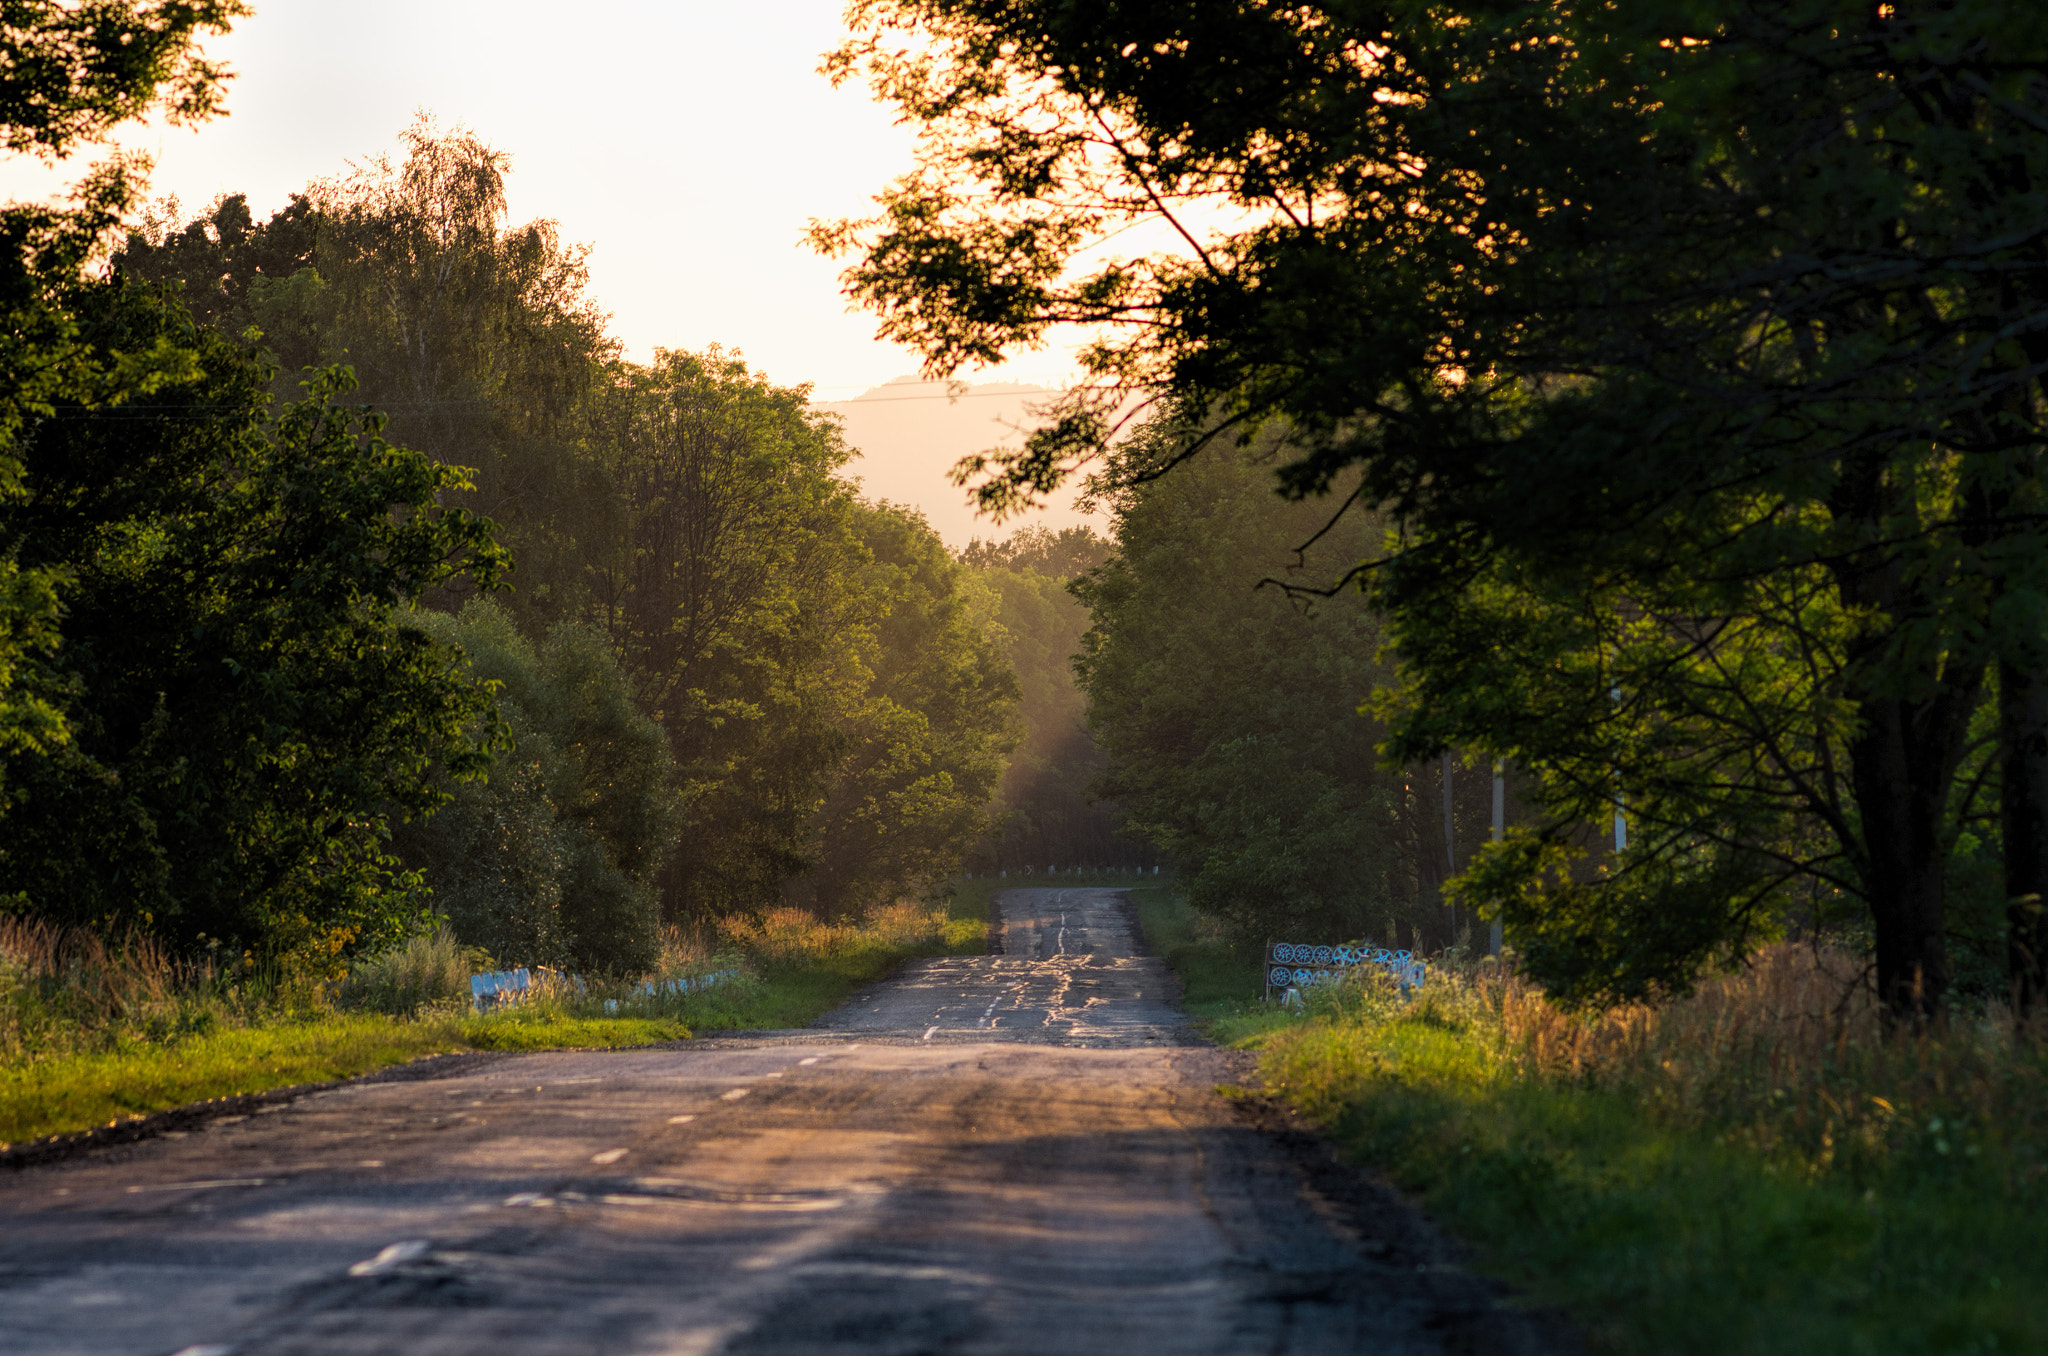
1127, 890, 2047, 1353
1126, 881, 1295, 1041
663, 889, 991, 1031
0, 1007, 692, 1147
1239, 972, 2044, 1355
3, 888, 1000, 1149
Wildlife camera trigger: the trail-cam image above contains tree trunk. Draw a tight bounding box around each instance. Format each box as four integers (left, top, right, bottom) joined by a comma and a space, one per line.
2002, 659, 2048, 1012
1849, 691, 1969, 1024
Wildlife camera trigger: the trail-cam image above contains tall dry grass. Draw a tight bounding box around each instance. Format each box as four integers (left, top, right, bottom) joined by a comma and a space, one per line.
333, 928, 482, 1016
1386, 944, 2048, 1179
0, 915, 224, 1062
719, 901, 951, 966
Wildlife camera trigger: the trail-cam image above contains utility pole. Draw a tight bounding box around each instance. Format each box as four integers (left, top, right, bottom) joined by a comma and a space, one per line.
1490, 761, 1505, 957
1442, 751, 1456, 945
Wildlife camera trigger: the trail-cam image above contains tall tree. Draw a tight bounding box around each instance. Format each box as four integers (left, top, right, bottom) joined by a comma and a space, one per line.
118, 116, 618, 631
816, 0, 2048, 1018
1073, 420, 1432, 947
0, 0, 246, 793
0, 279, 505, 963
958, 525, 1138, 873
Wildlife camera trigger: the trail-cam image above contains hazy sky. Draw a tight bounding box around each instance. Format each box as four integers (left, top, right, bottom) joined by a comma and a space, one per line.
0, 1, 1102, 541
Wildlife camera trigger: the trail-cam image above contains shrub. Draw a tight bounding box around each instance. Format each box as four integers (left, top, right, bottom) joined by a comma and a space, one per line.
334, 929, 480, 1016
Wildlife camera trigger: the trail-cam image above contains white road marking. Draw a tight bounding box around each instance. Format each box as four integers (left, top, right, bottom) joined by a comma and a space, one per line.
348, 1240, 429, 1276
797, 1057, 820, 1066
125, 1179, 267, 1194
721, 1088, 750, 1101
591, 1148, 629, 1164
668, 1114, 697, 1124
922, 1025, 939, 1041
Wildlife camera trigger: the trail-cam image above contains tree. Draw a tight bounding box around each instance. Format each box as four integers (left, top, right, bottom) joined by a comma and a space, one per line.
395, 600, 679, 975
0, 278, 506, 963
1, 1, 242, 159
0, 0, 246, 795
1073, 419, 1437, 947
117, 115, 619, 632
816, 1, 2048, 1018
956, 525, 1139, 873
113, 118, 1034, 934
800, 503, 1018, 915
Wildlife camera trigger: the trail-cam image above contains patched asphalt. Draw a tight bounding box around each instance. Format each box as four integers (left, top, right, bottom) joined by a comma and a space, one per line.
0, 888, 1577, 1355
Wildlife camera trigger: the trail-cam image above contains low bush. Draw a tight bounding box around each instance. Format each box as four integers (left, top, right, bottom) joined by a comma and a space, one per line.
333, 929, 481, 1016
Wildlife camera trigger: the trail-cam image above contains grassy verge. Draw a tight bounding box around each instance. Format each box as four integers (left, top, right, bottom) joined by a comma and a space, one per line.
2, 890, 997, 1149
0, 1008, 691, 1147
652, 894, 990, 1031
1125, 881, 1293, 1041
1246, 952, 2044, 1354
1128, 888, 2047, 1352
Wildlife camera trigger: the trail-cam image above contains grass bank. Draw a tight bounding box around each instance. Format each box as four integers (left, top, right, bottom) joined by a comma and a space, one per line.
1132, 886, 2047, 1353
0, 1008, 687, 1148
2, 889, 994, 1149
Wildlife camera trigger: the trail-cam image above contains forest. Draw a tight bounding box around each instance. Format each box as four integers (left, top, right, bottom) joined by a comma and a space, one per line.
0, 110, 1468, 985
0, 110, 1025, 979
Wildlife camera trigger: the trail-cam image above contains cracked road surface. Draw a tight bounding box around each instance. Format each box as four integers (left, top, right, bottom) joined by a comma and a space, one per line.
0, 888, 1573, 1355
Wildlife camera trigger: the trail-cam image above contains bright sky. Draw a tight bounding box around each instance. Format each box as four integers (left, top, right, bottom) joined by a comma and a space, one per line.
0, 0, 1101, 542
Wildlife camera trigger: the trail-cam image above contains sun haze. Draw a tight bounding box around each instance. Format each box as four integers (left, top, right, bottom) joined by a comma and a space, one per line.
0, 0, 1093, 543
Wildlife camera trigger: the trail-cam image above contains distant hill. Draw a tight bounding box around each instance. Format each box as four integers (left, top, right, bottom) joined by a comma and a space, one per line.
813, 377, 1102, 549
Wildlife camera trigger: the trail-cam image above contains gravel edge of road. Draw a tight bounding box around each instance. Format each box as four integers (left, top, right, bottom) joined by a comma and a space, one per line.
1224, 1075, 1587, 1356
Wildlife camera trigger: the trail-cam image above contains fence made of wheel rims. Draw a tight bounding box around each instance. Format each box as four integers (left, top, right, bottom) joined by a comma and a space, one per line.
1264, 941, 1426, 1003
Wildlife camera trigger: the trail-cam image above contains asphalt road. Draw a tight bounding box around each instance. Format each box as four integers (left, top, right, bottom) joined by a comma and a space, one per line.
0, 888, 1575, 1355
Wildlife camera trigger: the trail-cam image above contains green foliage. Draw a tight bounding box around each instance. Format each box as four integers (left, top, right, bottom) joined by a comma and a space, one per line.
0, 1, 249, 810
820, 0, 2048, 1016
0, 275, 505, 965
118, 115, 619, 634
109, 119, 1027, 941
798, 504, 1018, 915
333, 928, 480, 1017
0, 1, 243, 159
395, 600, 677, 976
959, 525, 1137, 872
1073, 428, 1441, 947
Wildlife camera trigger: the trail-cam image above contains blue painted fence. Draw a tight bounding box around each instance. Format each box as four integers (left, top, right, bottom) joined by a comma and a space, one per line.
469, 966, 743, 1014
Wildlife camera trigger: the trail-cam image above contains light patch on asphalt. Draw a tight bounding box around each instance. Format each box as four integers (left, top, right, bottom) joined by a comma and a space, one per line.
347, 1240, 429, 1276
125, 1179, 267, 1193
590, 1148, 629, 1164
668, 1114, 697, 1124
446, 1136, 597, 1168
720, 1088, 750, 1101
797, 1056, 820, 1066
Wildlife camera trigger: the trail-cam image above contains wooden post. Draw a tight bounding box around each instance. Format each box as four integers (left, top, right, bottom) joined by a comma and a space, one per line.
1490, 761, 1505, 957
